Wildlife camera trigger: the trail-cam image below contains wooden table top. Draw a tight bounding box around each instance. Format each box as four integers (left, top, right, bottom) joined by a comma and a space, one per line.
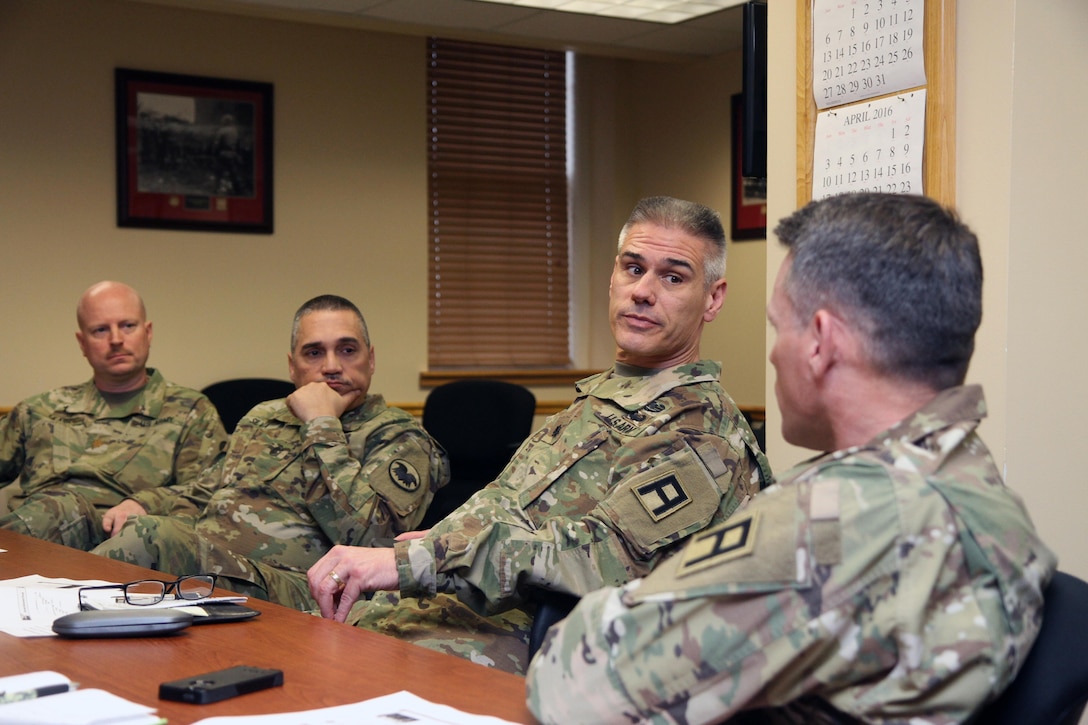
0, 530, 534, 724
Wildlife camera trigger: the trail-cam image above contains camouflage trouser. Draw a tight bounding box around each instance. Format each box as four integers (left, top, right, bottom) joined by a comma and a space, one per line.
0, 489, 108, 551
348, 590, 534, 675
90, 515, 317, 611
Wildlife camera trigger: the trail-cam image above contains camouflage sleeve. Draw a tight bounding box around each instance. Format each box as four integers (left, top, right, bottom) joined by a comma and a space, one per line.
396, 427, 761, 616
525, 486, 823, 724
300, 416, 449, 546
0, 403, 29, 484
526, 457, 1031, 724
128, 396, 228, 514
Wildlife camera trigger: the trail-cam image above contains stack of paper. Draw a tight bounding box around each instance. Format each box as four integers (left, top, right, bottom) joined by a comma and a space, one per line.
0, 672, 161, 725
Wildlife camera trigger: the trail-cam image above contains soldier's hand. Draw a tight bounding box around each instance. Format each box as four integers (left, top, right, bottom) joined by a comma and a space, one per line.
287, 381, 360, 422
395, 529, 431, 541
308, 545, 398, 622
102, 499, 148, 537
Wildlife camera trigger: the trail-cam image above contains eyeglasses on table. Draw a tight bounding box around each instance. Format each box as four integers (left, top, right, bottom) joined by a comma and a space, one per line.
78, 574, 218, 610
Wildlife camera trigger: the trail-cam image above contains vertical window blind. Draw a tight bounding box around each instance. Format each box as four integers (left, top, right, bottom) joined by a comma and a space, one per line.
427, 37, 571, 368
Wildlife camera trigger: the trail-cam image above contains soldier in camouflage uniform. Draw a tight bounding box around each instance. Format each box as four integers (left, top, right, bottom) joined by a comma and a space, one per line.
0, 281, 227, 550
526, 193, 1058, 724
92, 295, 449, 610
307, 197, 772, 675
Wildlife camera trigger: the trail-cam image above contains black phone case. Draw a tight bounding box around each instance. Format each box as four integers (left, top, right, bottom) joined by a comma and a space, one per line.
159, 665, 284, 704
52, 609, 193, 638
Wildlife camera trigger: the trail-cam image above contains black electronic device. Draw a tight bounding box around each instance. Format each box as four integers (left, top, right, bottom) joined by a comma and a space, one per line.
741, 0, 768, 179
187, 602, 262, 624
159, 665, 284, 704
52, 609, 193, 638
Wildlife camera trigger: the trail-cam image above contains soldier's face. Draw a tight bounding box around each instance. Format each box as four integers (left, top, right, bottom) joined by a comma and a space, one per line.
288, 310, 374, 411
76, 286, 152, 390
608, 223, 726, 369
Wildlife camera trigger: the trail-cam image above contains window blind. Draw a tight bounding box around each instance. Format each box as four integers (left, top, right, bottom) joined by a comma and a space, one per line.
427, 38, 571, 368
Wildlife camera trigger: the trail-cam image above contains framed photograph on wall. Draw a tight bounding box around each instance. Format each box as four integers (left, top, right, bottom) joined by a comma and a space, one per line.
730, 94, 766, 241
115, 68, 274, 234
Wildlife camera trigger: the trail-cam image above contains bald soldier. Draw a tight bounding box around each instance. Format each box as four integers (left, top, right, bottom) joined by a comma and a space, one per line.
526, 193, 1057, 724
0, 281, 227, 550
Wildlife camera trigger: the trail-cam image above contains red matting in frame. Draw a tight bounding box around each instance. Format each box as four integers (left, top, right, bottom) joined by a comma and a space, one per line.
731, 93, 766, 241
115, 68, 273, 234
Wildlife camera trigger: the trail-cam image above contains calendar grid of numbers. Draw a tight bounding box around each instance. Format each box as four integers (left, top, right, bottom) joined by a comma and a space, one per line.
813, 0, 926, 110
813, 90, 925, 201
811, 0, 927, 200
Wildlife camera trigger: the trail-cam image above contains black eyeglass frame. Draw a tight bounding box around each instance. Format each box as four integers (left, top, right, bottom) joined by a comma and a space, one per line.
77, 574, 218, 610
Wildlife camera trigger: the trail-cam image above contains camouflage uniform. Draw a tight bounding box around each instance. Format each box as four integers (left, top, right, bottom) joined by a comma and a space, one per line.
0, 369, 227, 550
353, 361, 771, 674
93, 394, 449, 610
526, 385, 1058, 725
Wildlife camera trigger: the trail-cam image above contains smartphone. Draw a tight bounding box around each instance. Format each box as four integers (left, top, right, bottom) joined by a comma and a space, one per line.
159, 665, 283, 704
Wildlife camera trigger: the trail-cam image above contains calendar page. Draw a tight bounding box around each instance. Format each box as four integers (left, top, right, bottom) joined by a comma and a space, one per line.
813, 0, 926, 110
812, 89, 925, 200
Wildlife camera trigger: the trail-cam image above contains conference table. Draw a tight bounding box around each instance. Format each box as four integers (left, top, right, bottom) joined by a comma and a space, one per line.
0, 530, 535, 723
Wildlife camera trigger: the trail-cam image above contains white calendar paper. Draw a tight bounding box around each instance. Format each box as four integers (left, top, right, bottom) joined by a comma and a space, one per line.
813, 0, 926, 109
812, 89, 925, 200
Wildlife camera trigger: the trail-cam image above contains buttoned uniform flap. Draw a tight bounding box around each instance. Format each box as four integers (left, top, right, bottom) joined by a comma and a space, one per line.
515, 427, 611, 509
597, 443, 728, 560
627, 483, 816, 604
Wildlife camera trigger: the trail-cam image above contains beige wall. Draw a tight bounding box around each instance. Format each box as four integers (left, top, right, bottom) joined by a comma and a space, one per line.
765, 0, 1088, 582
0, 0, 766, 413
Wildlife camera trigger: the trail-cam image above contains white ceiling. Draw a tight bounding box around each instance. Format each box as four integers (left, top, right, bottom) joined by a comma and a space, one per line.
134, 0, 746, 60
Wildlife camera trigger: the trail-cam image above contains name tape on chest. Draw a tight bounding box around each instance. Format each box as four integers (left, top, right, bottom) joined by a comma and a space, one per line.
676, 511, 760, 578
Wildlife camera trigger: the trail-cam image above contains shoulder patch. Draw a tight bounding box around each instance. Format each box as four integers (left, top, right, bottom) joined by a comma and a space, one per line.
598, 444, 724, 557
676, 511, 759, 578
634, 473, 692, 521
388, 459, 421, 492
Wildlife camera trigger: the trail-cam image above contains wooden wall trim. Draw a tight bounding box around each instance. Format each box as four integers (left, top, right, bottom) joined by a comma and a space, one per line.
419, 369, 599, 388
392, 401, 765, 422
797, 0, 956, 206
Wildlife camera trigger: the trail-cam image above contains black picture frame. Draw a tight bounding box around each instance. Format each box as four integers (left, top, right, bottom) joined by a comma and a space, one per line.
731, 94, 767, 241
115, 68, 274, 234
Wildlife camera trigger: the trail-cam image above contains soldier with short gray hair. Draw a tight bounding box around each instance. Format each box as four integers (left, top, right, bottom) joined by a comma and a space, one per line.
307, 197, 772, 675
525, 193, 1057, 724
92, 295, 449, 609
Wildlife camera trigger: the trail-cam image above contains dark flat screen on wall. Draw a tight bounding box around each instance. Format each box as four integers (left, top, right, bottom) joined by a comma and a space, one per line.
742, 0, 768, 179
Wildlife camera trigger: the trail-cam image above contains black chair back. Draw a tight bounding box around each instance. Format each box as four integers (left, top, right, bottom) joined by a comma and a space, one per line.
419, 379, 536, 528
201, 378, 295, 433
974, 570, 1088, 725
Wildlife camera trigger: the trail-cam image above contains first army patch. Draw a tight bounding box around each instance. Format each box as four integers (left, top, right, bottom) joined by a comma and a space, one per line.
676, 511, 760, 578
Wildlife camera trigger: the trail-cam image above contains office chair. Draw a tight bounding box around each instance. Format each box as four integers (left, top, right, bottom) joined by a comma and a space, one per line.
419, 379, 536, 529
200, 378, 296, 434
528, 589, 580, 660
974, 570, 1088, 725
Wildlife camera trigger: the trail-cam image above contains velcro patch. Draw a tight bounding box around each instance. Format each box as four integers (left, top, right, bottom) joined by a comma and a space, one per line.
634, 473, 692, 521
676, 511, 760, 578
388, 459, 421, 492
598, 445, 723, 557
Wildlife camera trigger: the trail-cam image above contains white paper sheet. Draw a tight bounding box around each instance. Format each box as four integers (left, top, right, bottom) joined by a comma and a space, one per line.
0, 687, 160, 725
813, 0, 926, 109
191, 690, 520, 725
812, 89, 926, 200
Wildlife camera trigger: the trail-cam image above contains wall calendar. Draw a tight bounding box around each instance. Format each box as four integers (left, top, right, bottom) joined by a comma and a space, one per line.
813, 0, 926, 109
813, 89, 925, 200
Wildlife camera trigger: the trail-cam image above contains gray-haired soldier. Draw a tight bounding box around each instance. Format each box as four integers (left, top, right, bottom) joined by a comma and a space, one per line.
307, 197, 772, 675
0, 281, 227, 550
526, 193, 1057, 724
92, 295, 449, 609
